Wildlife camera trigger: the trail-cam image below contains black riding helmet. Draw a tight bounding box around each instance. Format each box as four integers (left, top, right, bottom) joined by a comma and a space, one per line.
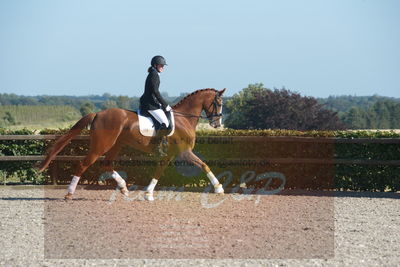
151, 55, 167, 66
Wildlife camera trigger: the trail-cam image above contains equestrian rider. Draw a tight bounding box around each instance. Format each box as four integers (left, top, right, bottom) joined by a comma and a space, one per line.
140, 55, 171, 156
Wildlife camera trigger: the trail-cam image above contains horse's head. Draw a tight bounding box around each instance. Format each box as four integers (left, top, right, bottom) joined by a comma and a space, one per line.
203, 88, 226, 128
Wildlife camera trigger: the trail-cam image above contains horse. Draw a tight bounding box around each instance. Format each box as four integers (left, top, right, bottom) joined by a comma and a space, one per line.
38, 88, 226, 201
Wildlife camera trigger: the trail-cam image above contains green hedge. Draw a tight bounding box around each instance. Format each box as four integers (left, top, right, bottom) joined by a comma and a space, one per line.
0, 128, 46, 184
0, 128, 399, 192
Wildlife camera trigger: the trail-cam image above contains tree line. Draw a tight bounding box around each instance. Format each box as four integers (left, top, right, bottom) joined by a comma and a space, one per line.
0, 92, 183, 116
341, 100, 400, 129
1, 87, 400, 130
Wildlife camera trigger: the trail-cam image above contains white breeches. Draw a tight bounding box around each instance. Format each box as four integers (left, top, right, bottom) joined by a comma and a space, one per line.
149, 109, 169, 127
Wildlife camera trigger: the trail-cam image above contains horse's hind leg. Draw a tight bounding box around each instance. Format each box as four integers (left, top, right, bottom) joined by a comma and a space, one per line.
180, 150, 224, 194
65, 130, 121, 200
65, 151, 103, 200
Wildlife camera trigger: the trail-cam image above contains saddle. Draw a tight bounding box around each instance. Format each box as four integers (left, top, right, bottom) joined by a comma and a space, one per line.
136, 109, 175, 137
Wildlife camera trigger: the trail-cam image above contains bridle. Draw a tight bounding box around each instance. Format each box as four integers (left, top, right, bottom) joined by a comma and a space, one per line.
206, 94, 223, 124
173, 94, 223, 124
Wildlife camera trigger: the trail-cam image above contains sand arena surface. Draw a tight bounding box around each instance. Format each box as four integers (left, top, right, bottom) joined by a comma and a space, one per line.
0, 186, 399, 266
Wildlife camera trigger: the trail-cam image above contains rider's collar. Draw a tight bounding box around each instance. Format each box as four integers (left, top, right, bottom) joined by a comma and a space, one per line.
152, 66, 160, 75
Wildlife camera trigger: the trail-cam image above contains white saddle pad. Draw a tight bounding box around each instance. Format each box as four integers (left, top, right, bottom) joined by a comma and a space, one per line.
137, 110, 175, 137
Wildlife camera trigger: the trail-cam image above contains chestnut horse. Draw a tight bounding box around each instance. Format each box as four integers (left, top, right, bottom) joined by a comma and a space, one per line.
38, 88, 226, 200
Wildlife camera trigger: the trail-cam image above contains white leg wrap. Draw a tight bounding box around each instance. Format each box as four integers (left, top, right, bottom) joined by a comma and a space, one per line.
207, 171, 224, 194
112, 171, 126, 188
67, 176, 80, 194
207, 171, 219, 186
145, 178, 158, 201
146, 178, 158, 193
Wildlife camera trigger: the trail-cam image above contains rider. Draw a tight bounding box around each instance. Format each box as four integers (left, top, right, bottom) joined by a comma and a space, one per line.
140, 55, 172, 156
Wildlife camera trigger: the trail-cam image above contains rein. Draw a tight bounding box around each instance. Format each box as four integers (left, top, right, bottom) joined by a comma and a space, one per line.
173, 110, 208, 119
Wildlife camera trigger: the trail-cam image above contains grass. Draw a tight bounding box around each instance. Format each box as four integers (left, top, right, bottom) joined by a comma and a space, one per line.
0, 105, 80, 131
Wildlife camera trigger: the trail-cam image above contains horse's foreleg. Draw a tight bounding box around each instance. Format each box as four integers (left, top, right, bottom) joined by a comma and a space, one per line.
203, 165, 224, 194
144, 156, 174, 201
102, 144, 128, 196
181, 150, 224, 194
111, 171, 128, 197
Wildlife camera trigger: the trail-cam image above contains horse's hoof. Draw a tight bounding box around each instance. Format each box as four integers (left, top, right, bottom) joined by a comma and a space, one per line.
214, 184, 224, 194
144, 192, 154, 201
120, 187, 129, 197
64, 193, 73, 200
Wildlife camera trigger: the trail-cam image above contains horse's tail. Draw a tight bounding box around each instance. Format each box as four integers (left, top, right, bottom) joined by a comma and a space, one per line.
38, 113, 97, 172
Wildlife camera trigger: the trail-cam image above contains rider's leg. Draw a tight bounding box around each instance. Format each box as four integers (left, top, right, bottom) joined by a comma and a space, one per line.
148, 109, 170, 156
148, 109, 169, 128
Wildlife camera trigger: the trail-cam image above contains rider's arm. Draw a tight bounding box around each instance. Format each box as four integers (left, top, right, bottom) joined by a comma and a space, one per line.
153, 86, 168, 109
149, 72, 168, 108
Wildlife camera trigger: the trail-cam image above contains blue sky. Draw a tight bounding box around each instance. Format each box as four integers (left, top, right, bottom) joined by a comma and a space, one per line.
0, 0, 399, 97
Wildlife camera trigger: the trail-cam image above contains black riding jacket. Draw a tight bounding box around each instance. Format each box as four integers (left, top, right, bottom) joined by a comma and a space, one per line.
140, 67, 168, 111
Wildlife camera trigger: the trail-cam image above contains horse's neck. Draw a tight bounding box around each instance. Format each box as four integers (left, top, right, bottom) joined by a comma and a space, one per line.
174, 93, 205, 129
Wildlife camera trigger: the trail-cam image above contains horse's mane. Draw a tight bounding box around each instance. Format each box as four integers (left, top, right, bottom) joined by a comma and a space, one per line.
173, 88, 217, 108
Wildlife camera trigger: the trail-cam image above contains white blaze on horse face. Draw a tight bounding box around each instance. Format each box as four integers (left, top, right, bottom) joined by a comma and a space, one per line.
68, 176, 80, 194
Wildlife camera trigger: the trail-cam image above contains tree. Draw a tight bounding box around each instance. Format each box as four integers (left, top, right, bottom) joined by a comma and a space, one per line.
224, 84, 344, 130
101, 100, 118, 110
342, 107, 367, 129
389, 102, 400, 128
224, 83, 265, 129
116, 96, 131, 110
102, 93, 112, 100
372, 100, 391, 129
80, 102, 95, 116
3, 111, 16, 125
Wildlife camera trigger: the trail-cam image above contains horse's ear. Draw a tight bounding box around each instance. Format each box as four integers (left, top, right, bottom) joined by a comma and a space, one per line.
218, 88, 226, 96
